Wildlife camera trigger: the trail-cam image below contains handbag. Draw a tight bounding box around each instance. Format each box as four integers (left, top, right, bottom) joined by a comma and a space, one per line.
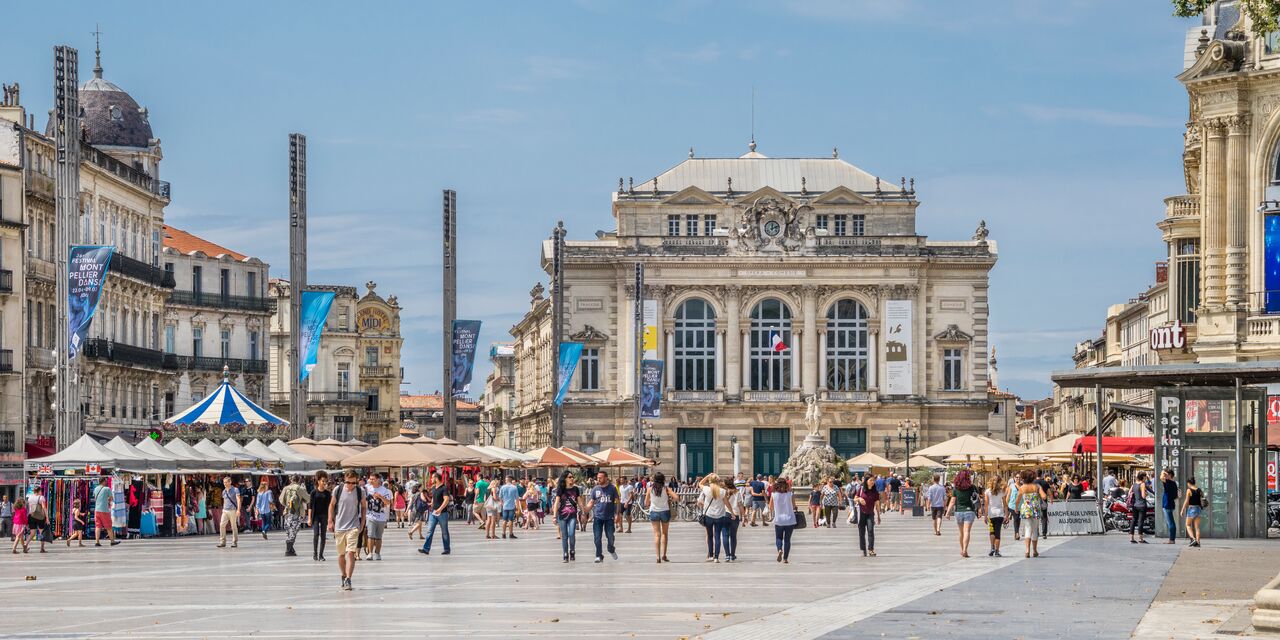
794, 510, 807, 529
697, 500, 709, 527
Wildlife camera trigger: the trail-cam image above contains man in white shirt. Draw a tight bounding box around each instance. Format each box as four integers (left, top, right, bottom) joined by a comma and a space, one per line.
619, 477, 636, 534
1101, 471, 1118, 497
363, 474, 393, 561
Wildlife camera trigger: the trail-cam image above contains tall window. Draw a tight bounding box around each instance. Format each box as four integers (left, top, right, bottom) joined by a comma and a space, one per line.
219, 268, 230, 300
164, 325, 175, 354
703, 215, 717, 236
248, 271, 257, 298
192, 327, 203, 358
1175, 239, 1200, 324
192, 265, 203, 296
825, 299, 870, 391
366, 388, 380, 411
365, 346, 379, 366
334, 415, 353, 441
943, 348, 963, 391
815, 214, 829, 232
220, 329, 231, 359
750, 298, 792, 391
834, 215, 847, 237
579, 348, 600, 391
674, 298, 716, 391
337, 363, 350, 397
685, 214, 699, 236
667, 215, 680, 237
249, 330, 260, 360
850, 214, 865, 236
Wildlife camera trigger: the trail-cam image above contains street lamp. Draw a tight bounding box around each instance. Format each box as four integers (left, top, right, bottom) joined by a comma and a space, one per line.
882, 435, 891, 458
898, 419, 920, 476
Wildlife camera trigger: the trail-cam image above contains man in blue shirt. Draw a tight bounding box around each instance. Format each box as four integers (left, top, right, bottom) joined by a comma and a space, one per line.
585, 471, 620, 562
497, 477, 521, 540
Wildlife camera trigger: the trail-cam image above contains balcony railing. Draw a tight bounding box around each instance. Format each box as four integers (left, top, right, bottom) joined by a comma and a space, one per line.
743, 390, 801, 402
823, 390, 876, 402
26, 347, 54, 371
167, 290, 272, 312
0, 269, 12, 294
0, 349, 13, 374
163, 354, 267, 374
269, 391, 369, 406
360, 364, 395, 379
81, 144, 171, 201
24, 169, 53, 201
25, 257, 54, 283
82, 338, 165, 369
363, 409, 395, 423
109, 253, 176, 288
1164, 195, 1200, 219
668, 390, 720, 402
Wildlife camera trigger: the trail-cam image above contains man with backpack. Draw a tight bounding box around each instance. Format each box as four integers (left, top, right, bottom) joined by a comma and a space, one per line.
328, 469, 366, 591
280, 475, 310, 557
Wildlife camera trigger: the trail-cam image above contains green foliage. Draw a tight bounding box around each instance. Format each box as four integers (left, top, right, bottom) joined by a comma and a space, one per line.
910, 468, 935, 488
1174, 0, 1280, 38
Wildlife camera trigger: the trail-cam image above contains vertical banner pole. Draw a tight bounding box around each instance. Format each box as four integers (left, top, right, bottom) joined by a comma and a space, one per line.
1095, 384, 1104, 523
54, 45, 81, 448
550, 222, 565, 447
442, 190, 457, 441
634, 263, 644, 459
288, 134, 307, 439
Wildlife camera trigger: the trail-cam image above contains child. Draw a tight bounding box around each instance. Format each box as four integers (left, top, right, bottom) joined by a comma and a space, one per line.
66, 499, 86, 547
10, 499, 27, 554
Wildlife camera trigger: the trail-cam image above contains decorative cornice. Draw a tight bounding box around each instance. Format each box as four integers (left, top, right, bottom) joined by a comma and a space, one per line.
934, 324, 973, 342
569, 325, 609, 342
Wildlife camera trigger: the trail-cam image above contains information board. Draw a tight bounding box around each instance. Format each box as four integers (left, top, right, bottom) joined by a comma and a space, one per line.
1046, 499, 1103, 535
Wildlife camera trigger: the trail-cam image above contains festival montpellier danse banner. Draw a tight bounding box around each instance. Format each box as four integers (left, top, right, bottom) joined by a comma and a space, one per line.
640, 359, 664, 419
450, 319, 482, 397
67, 245, 115, 360
554, 342, 584, 406
298, 290, 337, 381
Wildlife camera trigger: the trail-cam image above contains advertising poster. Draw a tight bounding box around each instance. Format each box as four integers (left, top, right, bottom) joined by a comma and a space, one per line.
642, 299, 658, 359
883, 300, 913, 395
1267, 215, 1280, 313
298, 291, 337, 381
554, 342, 584, 406
67, 245, 115, 360
640, 359, 664, 419
450, 320, 482, 397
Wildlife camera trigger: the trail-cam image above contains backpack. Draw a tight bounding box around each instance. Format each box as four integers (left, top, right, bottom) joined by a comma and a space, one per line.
332, 483, 366, 516
283, 485, 307, 515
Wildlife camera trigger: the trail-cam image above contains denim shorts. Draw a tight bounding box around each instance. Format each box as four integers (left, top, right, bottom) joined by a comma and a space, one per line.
501, 509, 516, 522
955, 511, 976, 525
649, 510, 671, 522
1186, 506, 1202, 519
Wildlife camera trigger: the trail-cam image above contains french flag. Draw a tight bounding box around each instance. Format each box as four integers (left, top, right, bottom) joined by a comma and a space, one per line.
770, 331, 788, 352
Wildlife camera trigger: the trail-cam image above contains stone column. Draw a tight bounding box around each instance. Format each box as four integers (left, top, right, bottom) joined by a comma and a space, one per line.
1226, 113, 1250, 308
665, 328, 676, 389
714, 329, 725, 391
790, 327, 801, 391
725, 287, 741, 397
741, 329, 752, 393
801, 287, 818, 396
1203, 118, 1228, 308
868, 325, 879, 390
619, 282, 633, 398
817, 328, 828, 392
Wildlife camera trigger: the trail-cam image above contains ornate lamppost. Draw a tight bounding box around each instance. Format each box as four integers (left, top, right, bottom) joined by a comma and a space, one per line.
898, 419, 920, 476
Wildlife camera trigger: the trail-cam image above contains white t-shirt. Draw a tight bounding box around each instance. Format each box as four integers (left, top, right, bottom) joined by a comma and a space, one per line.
619, 483, 635, 505
699, 486, 728, 518
26, 493, 46, 518
985, 489, 1006, 518
365, 484, 393, 523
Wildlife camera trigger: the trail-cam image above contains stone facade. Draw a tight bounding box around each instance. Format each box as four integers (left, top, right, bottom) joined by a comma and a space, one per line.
505, 148, 999, 479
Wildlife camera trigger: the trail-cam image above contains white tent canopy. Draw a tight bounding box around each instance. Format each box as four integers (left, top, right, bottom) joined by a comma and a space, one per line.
105, 436, 177, 472
268, 440, 326, 471
194, 439, 250, 462
24, 434, 122, 472
167, 438, 233, 472
140, 437, 224, 472
246, 439, 320, 472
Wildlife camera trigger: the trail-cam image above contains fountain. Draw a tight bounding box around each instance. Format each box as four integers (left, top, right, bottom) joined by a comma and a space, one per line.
780, 395, 848, 491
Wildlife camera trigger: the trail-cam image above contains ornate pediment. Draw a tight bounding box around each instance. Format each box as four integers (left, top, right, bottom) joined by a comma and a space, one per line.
811, 186, 873, 206
662, 186, 722, 206
934, 324, 973, 342
1177, 37, 1247, 83
728, 196, 814, 255
569, 325, 610, 342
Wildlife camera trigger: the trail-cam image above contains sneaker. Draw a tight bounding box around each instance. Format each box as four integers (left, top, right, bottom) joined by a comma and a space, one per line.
217, 542, 226, 548
610, 551, 618, 560
569, 551, 575, 561
375, 552, 382, 561
95, 542, 102, 547
343, 578, 352, 591
109, 541, 120, 546
563, 555, 569, 563
988, 549, 995, 557
594, 556, 603, 563
418, 549, 430, 555
510, 535, 518, 540
441, 550, 450, 555
777, 550, 783, 562
994, 550, 1002, 557
231, 543, 238, 548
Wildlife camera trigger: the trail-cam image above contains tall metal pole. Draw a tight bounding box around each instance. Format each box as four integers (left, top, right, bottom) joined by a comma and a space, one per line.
633, 262, 644, 459
1095, 384, 1105, 520
549, 221, 565, 447
54, 45, 81, 449
1234, 377, 1243, 536
442, 190, 457, 441
288, 134, 307, 439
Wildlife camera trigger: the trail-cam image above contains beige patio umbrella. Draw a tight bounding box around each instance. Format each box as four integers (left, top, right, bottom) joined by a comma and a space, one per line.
1023, 433, 1082, 457
525, 446, 592, 468
591, 447, 657, 467
892, 455, 944, 470
341, 436, 446, 468
915, 434, 1023, 459
558, 446, 599, 466
846, 451, 896, 470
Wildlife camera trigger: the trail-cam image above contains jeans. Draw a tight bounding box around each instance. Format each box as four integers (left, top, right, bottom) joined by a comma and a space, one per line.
1010, 510, 1020, 536
312, 518, 327, 557
774, 524, 795, 559
558, 517, 577, 556
1131, 507, 1148, 536
423, 511, 450, 553
593, 518, 616, 559
858, 512, 875, 551
1040, 507, 1049, 538
726, 517, 740, 558
1163, 508, 1176, 542
704, 520, 715, 556
709, 516, 731, 559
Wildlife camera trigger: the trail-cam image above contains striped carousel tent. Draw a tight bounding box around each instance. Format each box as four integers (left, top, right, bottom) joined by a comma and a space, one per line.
163, 374, 288, 430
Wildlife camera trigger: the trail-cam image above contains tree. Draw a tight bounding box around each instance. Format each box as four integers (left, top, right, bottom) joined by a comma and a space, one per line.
1174, 0, 1280, 38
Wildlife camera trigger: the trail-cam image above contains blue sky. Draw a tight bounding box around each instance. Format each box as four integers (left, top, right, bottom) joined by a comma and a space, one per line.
2, 1, 1195, 399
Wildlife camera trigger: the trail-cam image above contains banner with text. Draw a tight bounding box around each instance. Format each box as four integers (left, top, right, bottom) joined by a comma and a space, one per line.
298, 291, 336, 381
883, 299, 913, 395
554, 342, 584, 406
451, 320, 482, 397
67, 245, 115, 360
642, 299, 658, 359
640, 359, 664, 419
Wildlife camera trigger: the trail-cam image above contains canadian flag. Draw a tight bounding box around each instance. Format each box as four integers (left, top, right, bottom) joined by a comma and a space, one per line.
770, 331, 788, 352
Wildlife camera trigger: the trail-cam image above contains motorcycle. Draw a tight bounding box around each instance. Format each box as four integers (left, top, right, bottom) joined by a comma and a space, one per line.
1268, 492, 1279, 531
1102, 494, 1155, 535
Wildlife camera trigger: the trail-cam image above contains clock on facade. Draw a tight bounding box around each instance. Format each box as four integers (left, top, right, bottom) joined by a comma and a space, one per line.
764, 220, 781, 237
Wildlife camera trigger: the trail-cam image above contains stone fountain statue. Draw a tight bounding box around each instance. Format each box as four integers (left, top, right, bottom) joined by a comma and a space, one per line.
780, 395, 847, 489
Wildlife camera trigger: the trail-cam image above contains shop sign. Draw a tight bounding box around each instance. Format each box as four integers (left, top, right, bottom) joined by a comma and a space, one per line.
1149, 320, 1186, 350
85, 463, 101, 475
36, 464, 53, 476
1047, 499, 1104, 535
1268, 453, 1277, 492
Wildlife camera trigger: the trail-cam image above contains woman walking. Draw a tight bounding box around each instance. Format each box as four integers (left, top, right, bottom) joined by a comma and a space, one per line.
947, 470, 981, 558
309, 471, 332, 561
463, 478, 476, 526
408, 485, 429, 540
1180, 476, 1203, 548
645, 472, 678, 563
393, 484, 408, 529
10, 498, 27, 554
808, 482, 822, 532
723, 481, 741, 562
984, 476, 1007, 557
193, 487, 208, 535
524, 480, 541, 530
771, 478, 797, 563
1130, 471, 1151, 544
819, 478, 841, 528
696, 473, 730, 562
254, 479, 275, 540
551, 471, 581, 562
66, 499, 86, 547
854, 475, 880, 557
1015, 469, 1046, 558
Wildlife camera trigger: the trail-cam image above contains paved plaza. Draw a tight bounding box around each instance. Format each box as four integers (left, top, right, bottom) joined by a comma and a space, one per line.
2, 512, 1271, 639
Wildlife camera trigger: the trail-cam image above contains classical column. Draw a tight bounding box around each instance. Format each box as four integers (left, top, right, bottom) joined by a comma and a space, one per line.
1225, 113, 1250, 308
801, 287, 818, 396
619, 282, 633, 398
714, 329, 725, 391
725, 287, 741, 397
790, 327, 801, 391
868, 325, 879, 391
665, 328, 675, 389
1202, 118, 1228, 308
741, 329, 751, 393
817, 328, 828, 392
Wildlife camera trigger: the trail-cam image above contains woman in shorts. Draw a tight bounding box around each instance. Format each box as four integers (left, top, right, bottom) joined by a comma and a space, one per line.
646, 471, 678, 563
984, 476, 1007, 557
1180, 476, 1204, 548
808, 482, 822, 532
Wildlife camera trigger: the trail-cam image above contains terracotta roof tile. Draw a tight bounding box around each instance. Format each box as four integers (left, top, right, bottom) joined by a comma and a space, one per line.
400, 394, 478, 411
163, 225, 250, 261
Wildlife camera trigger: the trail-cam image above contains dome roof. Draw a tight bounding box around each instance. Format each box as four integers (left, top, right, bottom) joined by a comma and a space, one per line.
77, 53, 153, 149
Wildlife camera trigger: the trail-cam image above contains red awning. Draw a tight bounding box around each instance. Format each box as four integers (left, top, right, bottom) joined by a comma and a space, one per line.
24, 440, 54, 459
1073, 436, 1154, 455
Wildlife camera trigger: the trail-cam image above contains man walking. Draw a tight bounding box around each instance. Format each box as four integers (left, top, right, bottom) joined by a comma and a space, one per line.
619, 476, 635, 533
217, 476, 241, 548
1034, 471, 1054, 540
889, 475, 903, 514
92, 480, 119, 547
497, 476, 520, 540
280, 475, 309, 557
924, 475, 947, 536
1160, 469, 1179, 544
419, 474, 452, 556
329, 470, 366, 591
749, 475, 767, 525
0, 495, 12, 538
473, 474, 491, 530
364, 473, 392, 561
586, 470, 620, 563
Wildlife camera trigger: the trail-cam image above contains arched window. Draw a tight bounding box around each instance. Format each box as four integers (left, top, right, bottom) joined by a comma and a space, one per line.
826, 299, 870, 391
674, 299, 716, 391
750, 298, 792, 391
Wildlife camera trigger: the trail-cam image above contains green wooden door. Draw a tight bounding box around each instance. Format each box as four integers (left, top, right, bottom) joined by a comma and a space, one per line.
753, 428, 790, 477
678, 428, 714, 482
830, 428, 867, 460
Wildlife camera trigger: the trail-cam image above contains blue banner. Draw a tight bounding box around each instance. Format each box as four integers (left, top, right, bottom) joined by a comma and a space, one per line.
1267, 215, 1280, 313
299, 291, 336, 381
554, 342, 584, 406
451, 320, 482, 397
67, 245, 115, 360
640, 359, 664, 419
